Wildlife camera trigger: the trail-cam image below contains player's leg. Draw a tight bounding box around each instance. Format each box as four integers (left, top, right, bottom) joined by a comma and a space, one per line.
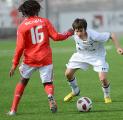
39, 64, 57, 113
64, 68, 80, 102
7, 64, 36, 115
98, 72, 112, 103
93, 57, 111, 103
8, 78, 29, 115
43, 82, 57, 113
64, 53, 89, 102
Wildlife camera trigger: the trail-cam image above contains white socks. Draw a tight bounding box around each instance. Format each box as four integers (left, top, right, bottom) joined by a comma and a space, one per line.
68, 77, 80, 95
102, 84, 110, 98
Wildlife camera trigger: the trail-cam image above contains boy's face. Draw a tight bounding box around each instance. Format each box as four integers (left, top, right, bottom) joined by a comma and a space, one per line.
74, 28, 85, 38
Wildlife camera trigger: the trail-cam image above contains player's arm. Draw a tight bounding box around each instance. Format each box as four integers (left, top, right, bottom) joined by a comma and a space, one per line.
45, 19, 74, 41
10, 30, 25, 77
12, 30, 25, 69
110, 32, 123, 55
93, 29, 123, 55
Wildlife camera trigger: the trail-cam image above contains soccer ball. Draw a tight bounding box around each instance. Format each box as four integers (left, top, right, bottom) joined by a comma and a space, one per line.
76, 97, 92, 112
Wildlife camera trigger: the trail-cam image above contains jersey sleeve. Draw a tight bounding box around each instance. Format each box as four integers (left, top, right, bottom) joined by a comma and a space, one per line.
12, 29, 25, 69
90, 29, 111, 42
45, 19, 73, 41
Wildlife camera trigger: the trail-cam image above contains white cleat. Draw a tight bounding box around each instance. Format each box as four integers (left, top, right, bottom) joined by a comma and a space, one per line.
7, 111, 16, 116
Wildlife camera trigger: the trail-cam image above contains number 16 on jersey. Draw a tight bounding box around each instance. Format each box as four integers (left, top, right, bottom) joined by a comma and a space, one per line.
31, 25, 44, 44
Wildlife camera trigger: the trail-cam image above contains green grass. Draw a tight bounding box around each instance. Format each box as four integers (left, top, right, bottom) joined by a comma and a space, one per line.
0, 38, 123, 120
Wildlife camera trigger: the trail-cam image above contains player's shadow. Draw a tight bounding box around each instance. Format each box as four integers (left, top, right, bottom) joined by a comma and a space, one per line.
12, 108, 123, 116
60, 109, 123, 115
94, 100, 123, 103
15, 100, 123, 116
91, 109, 123, 113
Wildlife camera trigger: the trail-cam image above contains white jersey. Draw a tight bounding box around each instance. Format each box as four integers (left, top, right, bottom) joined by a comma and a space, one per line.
73, 29, 111, 58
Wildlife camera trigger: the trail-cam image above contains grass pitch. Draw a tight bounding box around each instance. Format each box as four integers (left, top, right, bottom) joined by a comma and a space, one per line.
0, 38, 123, 120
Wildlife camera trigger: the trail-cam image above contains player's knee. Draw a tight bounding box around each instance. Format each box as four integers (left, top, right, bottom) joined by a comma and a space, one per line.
43, 82, 53, 87
20, 78, 29, 86
65, 71, 73, 80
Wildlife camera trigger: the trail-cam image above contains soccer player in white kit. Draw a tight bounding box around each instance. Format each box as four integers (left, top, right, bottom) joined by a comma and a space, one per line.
64, 18, 123, 103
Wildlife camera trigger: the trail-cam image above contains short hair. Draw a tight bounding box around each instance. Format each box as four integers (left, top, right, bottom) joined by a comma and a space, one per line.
72, 18, 87, 31
18, 0, 41, 17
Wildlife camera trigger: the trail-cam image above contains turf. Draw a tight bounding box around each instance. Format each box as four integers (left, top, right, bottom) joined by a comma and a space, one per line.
0, 37, 123, 120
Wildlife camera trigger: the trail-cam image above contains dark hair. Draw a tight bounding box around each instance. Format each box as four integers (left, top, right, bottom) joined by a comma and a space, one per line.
72, 18, 87, 31
18, 0, 41, 17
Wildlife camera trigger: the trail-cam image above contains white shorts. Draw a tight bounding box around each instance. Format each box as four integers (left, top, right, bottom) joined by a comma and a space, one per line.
66, 52, 109, 72
19, 63, 53, 83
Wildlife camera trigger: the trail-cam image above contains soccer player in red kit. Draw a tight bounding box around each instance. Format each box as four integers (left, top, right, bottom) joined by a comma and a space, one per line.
7, 0, 73, 115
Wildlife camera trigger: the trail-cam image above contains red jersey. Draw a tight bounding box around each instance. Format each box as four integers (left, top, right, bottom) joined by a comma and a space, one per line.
12, 16, 72, 68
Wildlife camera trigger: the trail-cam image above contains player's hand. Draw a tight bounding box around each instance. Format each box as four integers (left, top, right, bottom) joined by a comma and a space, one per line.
67, 28, 74, 35
117, 48, 123, 55
9, 66, 16, 77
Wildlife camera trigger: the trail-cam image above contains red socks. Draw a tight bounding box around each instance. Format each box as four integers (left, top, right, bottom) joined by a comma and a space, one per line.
11, 83, 54, 112
44, 84, 54, 95
11, 83, 25, 112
